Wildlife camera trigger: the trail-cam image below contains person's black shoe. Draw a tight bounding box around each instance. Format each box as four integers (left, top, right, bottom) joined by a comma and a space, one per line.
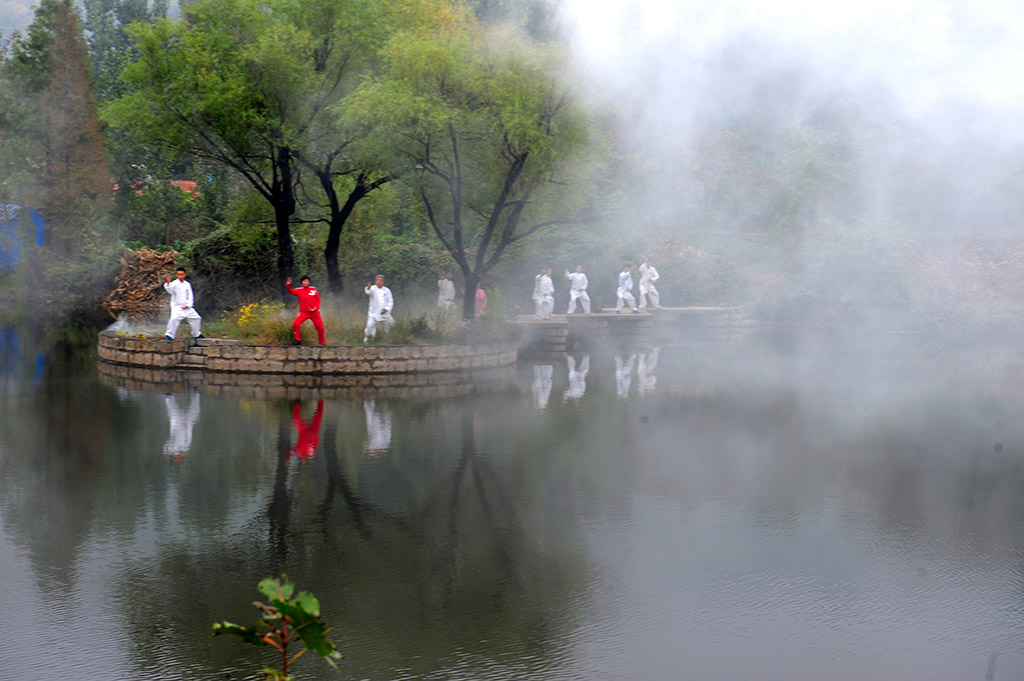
292, 339, 302, 345
195, 334, 204, 339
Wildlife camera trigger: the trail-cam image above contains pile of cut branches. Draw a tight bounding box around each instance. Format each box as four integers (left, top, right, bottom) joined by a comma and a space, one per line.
104, 249, 179, 320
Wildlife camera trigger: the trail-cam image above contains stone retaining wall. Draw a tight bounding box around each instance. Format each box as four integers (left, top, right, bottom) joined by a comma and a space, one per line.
97, 361, 516, 400
97, 330, 517, 374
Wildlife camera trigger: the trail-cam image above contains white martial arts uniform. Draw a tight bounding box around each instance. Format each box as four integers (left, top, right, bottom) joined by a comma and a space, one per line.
533, 273, 554, 319
163, 279, 202, 338
532, 364, 554, 411
563, 354, 590, 401
163, 393, 200, 459
615, 354, 636, 399
637, 347, 659, 395
616, 271, 638, 313
565, 271, 591, 314
638, 263, 661, 309
438, 278, 455, 314
364, 284, 395, 341
363, 399, 392, 456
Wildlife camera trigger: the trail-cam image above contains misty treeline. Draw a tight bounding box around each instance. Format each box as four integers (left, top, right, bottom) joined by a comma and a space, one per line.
1, 0, 592, 321
2, 0, 1022, 340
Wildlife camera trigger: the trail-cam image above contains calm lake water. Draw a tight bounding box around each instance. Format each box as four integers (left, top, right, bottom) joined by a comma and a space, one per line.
2, 327, 1024, 681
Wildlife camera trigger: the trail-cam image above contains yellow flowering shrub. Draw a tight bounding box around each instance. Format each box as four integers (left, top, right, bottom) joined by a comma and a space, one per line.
219, 301, 292, 343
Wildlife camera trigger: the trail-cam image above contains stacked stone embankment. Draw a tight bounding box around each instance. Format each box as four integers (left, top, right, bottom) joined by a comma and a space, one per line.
97, 330, 517, 375
97, 360, 515, 400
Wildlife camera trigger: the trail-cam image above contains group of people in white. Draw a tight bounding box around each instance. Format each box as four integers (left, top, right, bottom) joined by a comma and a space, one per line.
530, 347, 660, 411
162, 260, 662, 345
528, 258, 661, 320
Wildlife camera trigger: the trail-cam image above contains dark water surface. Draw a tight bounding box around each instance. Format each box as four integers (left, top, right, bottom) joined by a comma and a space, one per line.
2, 329, 1024, 681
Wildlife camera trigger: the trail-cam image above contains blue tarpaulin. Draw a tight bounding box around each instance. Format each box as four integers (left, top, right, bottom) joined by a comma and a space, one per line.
0, 204, 45, 269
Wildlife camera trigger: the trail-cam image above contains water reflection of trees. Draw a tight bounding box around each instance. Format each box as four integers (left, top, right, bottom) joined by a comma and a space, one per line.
7, 348, 1024, 679
0, 358, 114, 598
108, 397, 595, 680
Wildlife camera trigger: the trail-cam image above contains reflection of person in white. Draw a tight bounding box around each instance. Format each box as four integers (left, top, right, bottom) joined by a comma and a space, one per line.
638, 257, 661, 310
564, 266, 591, 315
163, 393, 201, 462
532, 364, 553, 411
437, 272, 455, 315
363, 399, 392, 458
563, 354, 590, 401
364, 274, 395, 343
637, 347, 660, 396
615, 353, 636, 399
533, 267, 554, 320
616, 266, 639, 314
163, 268, 203, 340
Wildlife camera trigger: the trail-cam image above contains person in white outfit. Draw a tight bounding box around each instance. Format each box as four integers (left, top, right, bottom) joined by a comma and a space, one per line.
564, 265, 591, 315
438, 271, 455, 315
364, 274, 395, 343
363, 399, 392, 458
563, 354, 590, 401
638, 257, 661, 310
616, 266, 639, 314
533, 267, 555, 320
637, 347, 660, 396
163, 268, 203, 340
163, 392, 201, 461
615, 353, 636, 399
532, 364, 554, 411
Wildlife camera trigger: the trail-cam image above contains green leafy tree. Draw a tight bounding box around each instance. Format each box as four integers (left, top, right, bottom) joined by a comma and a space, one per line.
213, 575, 342, 680
1, 0, 111, 255
271, 0, 452, 292
104, 0, 308, 286
351, 18, 593, 318
284, 0, 391, 293
104, 0, 449, 291
80, 0, 169, 102
0, 0, 59, 204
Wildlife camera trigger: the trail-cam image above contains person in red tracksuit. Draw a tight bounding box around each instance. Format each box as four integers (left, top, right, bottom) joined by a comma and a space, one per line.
285, 275, 326, 345
287, 400, 324, 463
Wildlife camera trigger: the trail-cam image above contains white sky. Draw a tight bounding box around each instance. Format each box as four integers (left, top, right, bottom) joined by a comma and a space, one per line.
559, 0, 1024, 127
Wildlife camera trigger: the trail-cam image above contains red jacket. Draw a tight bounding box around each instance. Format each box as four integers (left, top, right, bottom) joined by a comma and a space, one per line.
287, 284, 321, 313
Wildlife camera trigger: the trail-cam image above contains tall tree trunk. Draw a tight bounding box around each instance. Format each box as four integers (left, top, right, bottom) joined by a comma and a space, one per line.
461, 270, 479, 321
272, 146, 296, 296
321, 173, 365, 295
318, 171, 390, 293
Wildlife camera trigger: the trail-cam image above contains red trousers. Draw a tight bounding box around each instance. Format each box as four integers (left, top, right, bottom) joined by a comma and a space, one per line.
293, 310, 325, 344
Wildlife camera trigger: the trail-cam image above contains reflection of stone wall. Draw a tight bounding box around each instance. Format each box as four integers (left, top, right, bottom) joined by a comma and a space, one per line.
517, 307, 759, 353
97, 330, 517, 375
98, 361, 517, 400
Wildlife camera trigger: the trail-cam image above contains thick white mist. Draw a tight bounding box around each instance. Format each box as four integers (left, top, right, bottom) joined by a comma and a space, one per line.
560, 0, 1024, 132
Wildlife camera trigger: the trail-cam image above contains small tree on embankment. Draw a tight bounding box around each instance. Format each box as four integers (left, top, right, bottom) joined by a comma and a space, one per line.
349, 15, 594, 319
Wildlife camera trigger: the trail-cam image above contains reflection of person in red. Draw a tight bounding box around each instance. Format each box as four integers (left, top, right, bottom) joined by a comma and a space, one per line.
287, 400, 324, 464
475, 285, 487, 317
285, 275, 326, 345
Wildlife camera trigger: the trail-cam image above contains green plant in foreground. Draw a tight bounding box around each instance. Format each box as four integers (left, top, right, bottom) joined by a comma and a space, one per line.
212, 576, 342, 680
